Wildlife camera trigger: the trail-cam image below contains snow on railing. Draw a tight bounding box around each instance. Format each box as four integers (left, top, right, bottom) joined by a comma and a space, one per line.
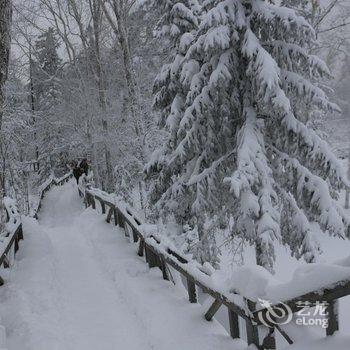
0, 172, 73, 283
31, 172, 73, 218
0, 197, 24, 286
76, 181, 350, 349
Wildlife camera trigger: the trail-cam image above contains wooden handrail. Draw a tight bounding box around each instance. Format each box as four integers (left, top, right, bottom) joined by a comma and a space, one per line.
79, 186, 265, 347
0, 198, 24, 285
33, 172, 73, 218
78, 183, 348, 349
0, 172, 73, 285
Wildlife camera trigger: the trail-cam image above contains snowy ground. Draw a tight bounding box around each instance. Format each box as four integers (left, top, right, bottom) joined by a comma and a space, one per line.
0, 180, 349, 350
0, 180, 246, 350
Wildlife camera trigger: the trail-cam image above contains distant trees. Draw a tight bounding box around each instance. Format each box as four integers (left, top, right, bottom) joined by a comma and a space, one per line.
4, 0, 349, 274
30, 27, 66, 180
0, 0, 12, 131
148, 0, 348, 272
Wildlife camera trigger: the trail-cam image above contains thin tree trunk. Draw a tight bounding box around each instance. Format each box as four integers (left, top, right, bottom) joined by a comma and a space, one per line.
101, 0, 143, 146
86, 118, 101, 188
29, 44, 40, 171
0, 0, 12, 231
91, 0, 114, 192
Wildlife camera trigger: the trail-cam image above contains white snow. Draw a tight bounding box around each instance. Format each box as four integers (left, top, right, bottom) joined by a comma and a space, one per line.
0, 180, 246, 350
1, 180, 350, 350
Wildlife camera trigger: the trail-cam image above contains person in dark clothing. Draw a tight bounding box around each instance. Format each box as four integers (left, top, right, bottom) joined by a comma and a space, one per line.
73, 166, 83, 184
79, 158, 89, 176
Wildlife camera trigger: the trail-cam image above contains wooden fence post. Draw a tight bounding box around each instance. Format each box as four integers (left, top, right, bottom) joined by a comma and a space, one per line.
245, 319, 259, 347
186, 278, 197, 303
100, 200, 106, 214
228, 309, 240, 339
145, 246, 158, 268
132, 229, 138, 243
106, 207, 113, 223
326, 300, 339, 336
159, 257, 169, 281
14, 235, 19, 253
117, 210, 125, 228
91, 196, 96, 209
18, 225, 23, 241
113, 208, 118, 226
84, 194, 89, 208
261, 327, 276, 350
246, 299, 259, 347
138, 239, 145, 257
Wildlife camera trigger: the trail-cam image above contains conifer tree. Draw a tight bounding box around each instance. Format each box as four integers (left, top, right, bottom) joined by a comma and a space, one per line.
148, 0, 348, 272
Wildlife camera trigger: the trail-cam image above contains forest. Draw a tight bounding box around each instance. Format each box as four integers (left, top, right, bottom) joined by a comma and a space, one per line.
0, 0, 350, 349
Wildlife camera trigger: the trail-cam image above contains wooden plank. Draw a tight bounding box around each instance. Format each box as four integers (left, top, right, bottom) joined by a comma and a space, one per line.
187, 278, 197, 303
326, 300, 339, 336
205, 299, 222, 321
228, 309, 240, 339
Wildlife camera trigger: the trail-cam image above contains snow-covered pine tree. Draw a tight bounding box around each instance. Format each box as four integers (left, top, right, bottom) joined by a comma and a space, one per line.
148, 0, 349, 272
152, 0, 201, 146
281, 0, 328, 138
149, 0, 223, 266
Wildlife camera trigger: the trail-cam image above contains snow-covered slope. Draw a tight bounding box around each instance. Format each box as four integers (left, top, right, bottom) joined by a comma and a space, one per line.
0, 180, 245, 350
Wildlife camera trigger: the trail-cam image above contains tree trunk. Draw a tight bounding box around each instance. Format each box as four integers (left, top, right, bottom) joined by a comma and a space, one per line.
0, 0, 12, 231
91, 0, 114, 192
101, 0, 144, 153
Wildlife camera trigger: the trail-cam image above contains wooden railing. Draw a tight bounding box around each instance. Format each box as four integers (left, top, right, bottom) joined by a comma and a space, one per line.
77, 183, 349, 349
32, 172, 73, 218
0, 198, 24, 285
0, 172, 73, 285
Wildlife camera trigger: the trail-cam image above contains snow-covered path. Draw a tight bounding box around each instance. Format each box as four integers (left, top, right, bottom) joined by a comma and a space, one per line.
0, 180, 245, 350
